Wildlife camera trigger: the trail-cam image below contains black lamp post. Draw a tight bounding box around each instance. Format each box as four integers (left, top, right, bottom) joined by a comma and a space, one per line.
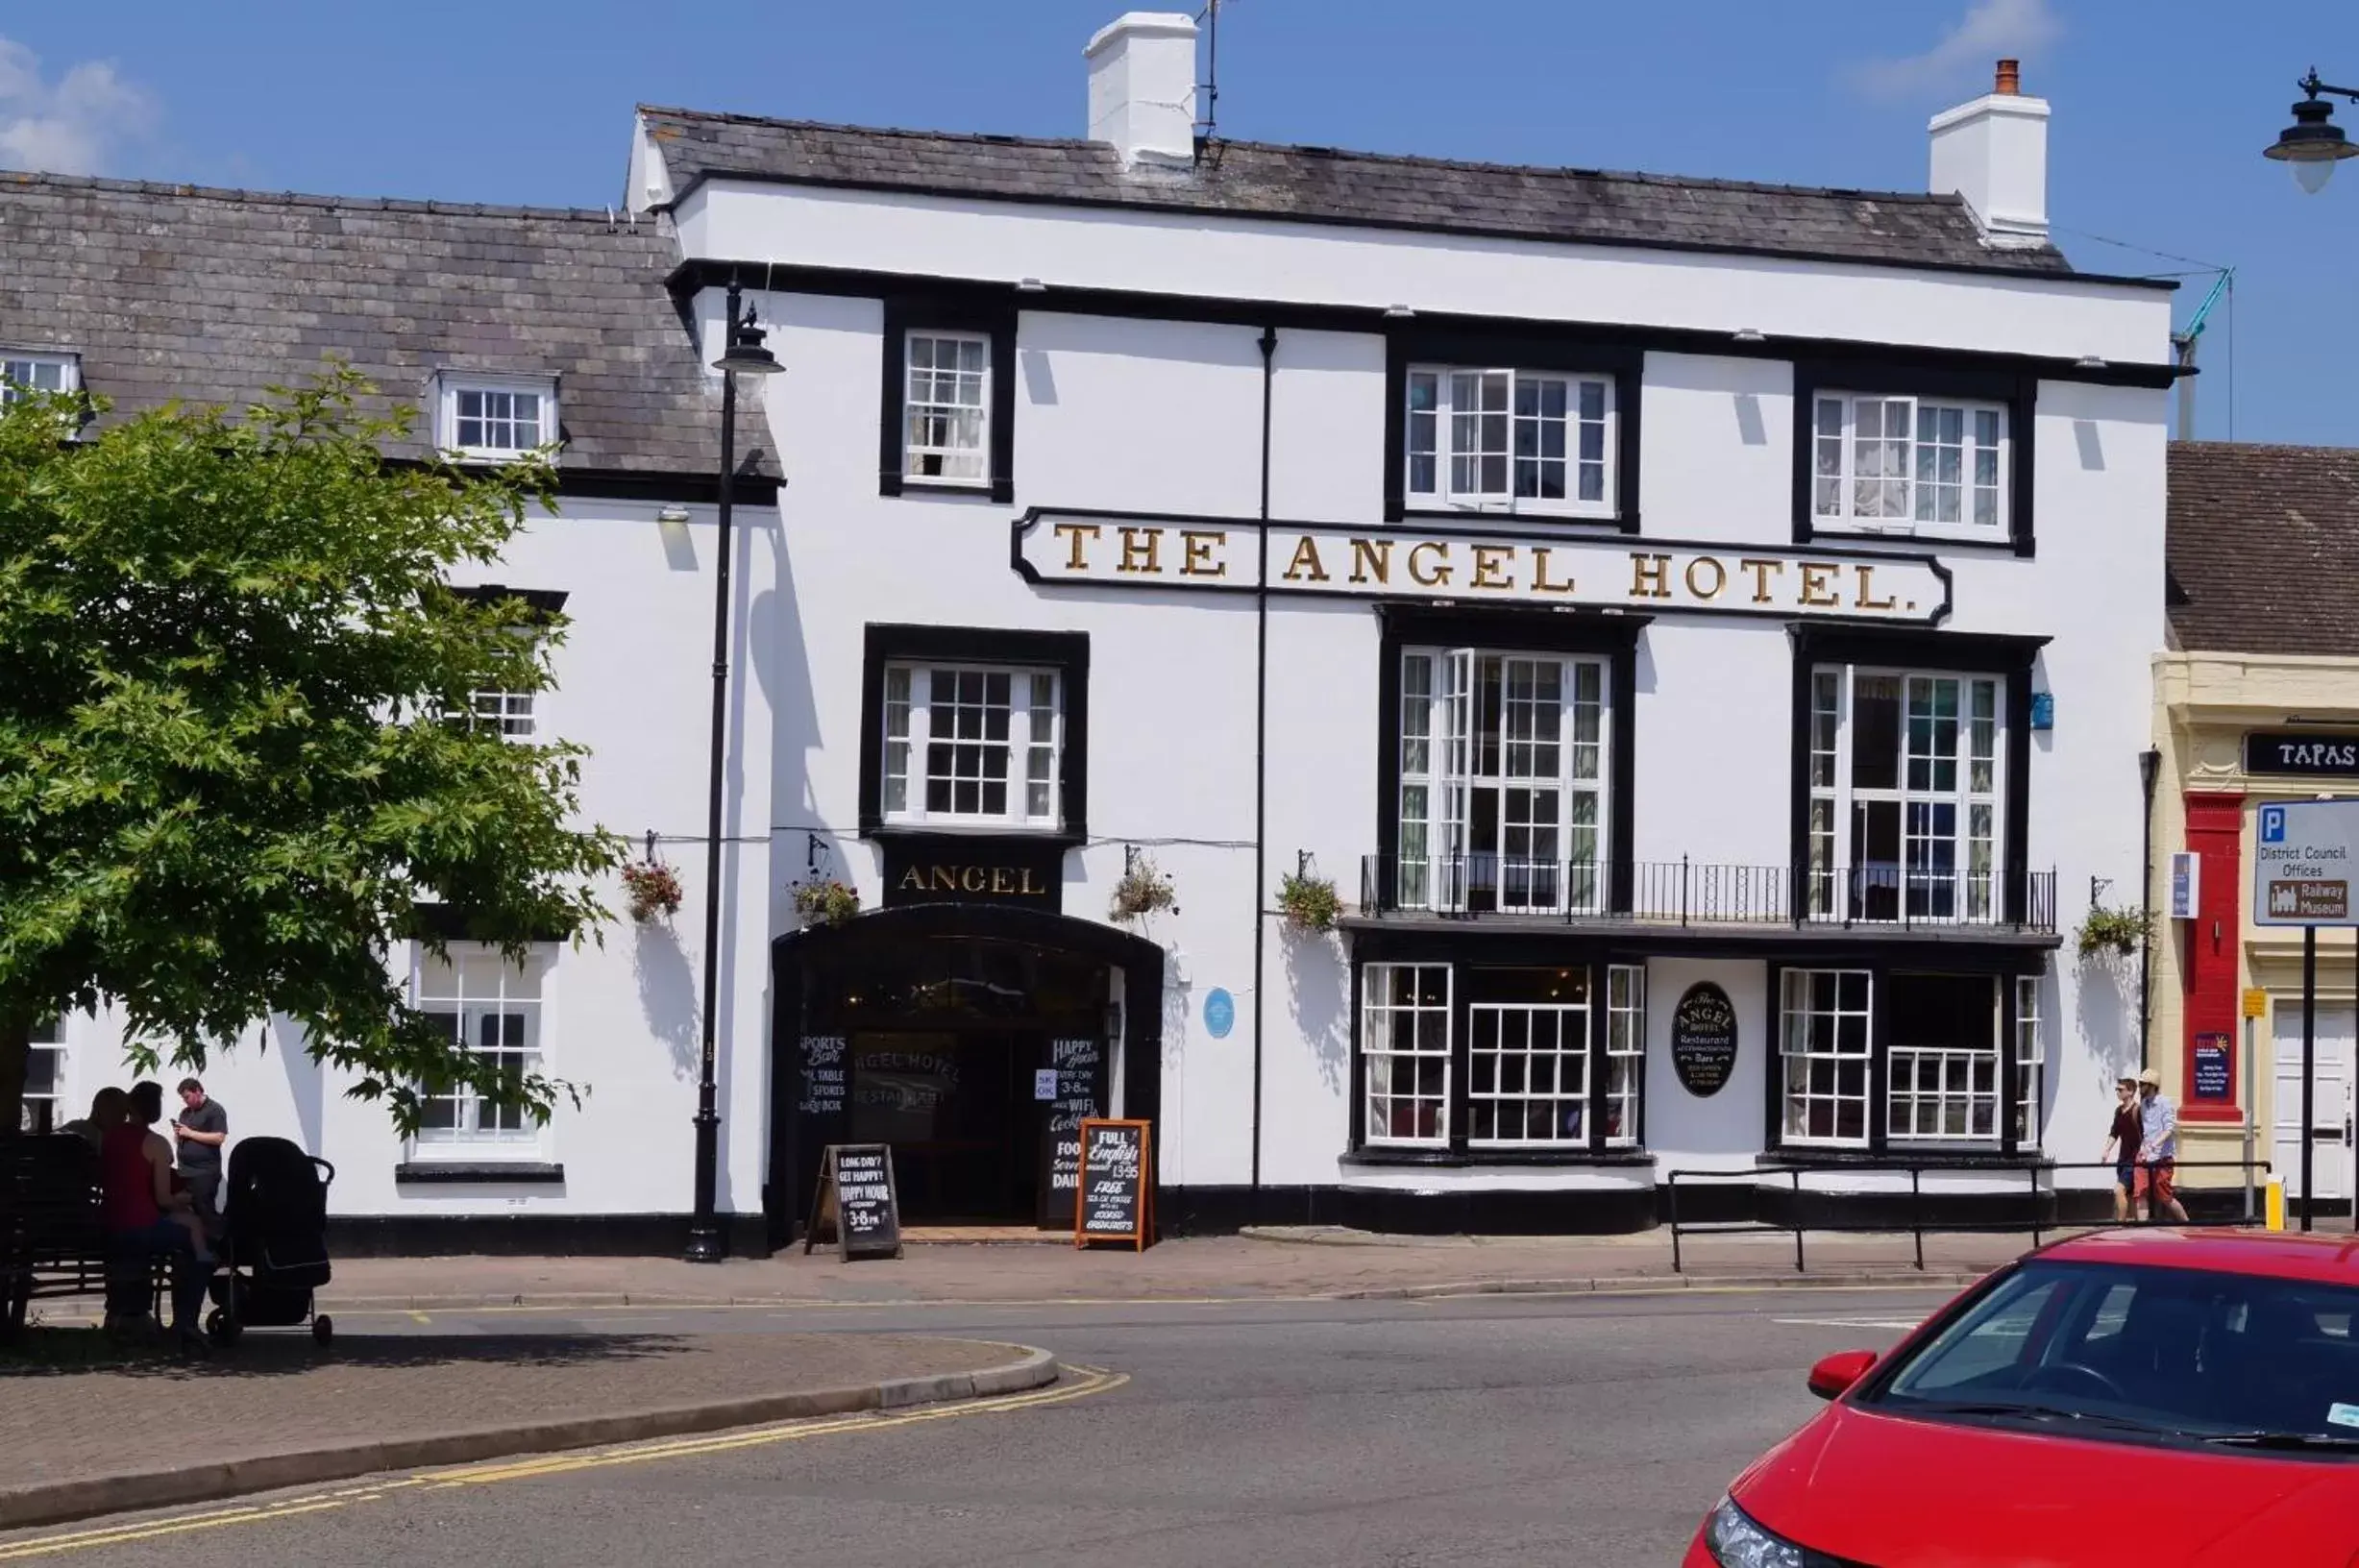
686, 279, 781, 1265
2265, 70, 2359, 193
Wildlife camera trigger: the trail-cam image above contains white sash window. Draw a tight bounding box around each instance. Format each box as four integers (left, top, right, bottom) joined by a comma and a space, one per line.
1397, 648, 1608, 915
1807, 666, 2003, 924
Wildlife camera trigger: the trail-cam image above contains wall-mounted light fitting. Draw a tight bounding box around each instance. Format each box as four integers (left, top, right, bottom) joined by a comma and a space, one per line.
656, 505, 691, 524
1383, 304, 1414, 319
1732, 328, 1766, 343
1016, 277, 1047, 293
2075, 355, 2108, 370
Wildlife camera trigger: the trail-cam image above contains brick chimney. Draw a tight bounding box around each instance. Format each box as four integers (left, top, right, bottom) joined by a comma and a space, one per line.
1086, 12, 1198, 168
1929, 58, 2052, 249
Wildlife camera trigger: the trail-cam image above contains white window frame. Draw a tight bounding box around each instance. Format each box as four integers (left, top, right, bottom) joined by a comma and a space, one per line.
1811, 392, 2008, 540
1362, 963, 1452, 1148
1405, 364, 1615, 518
1887, 1044, 1999, 1143
436, 374, 556, 460
21, 1016, 65, 1133
881, 662, 1062, 830
902, 331, 992, 486
1467, 978, 1592, 1148
1781, 968, 1873, 1148
0, 351, 78, 406
1396, 648, 1610, 916
2013, 974, 2045, 1147
462, 689, 538, 740
1806, 666, 2003, 925
1604, 964, 1645, 1147
408, 944, 554, 1157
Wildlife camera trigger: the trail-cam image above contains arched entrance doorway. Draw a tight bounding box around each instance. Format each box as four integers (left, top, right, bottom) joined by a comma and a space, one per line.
767, 905, 1164, 1246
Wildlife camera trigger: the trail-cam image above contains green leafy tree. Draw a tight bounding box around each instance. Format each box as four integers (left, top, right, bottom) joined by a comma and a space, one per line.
0, 367, 621, 1135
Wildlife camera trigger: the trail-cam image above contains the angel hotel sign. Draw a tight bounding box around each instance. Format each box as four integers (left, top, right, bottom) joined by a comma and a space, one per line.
1012, 511, 1951, 624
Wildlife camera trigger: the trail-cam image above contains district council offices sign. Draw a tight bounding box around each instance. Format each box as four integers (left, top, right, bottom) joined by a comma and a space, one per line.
2254, 799, 2359, 924
1012, 511, 1953, 624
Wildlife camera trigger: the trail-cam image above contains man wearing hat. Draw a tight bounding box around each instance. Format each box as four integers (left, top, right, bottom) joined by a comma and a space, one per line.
2135, 1066, 2190, 1223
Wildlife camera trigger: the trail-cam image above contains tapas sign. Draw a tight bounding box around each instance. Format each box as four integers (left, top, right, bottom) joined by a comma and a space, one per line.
803, 1143, 903, 1261
1075, 1118, 1153, 1252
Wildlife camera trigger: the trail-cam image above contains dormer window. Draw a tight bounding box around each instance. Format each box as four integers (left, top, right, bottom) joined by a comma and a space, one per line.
437, 375, 555, 459
1, 352, 78, 406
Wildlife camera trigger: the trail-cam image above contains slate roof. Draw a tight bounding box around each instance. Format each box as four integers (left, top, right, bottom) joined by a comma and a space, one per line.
0, 170, 764, 480
2168, 442, 2359, 655
639, 107, 2079, 279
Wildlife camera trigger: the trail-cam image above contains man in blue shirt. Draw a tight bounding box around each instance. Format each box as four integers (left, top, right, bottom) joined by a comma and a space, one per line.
2135, 1066, 2190, 1223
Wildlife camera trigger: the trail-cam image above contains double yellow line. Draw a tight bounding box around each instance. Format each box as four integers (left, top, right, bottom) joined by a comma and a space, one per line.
0, 1364, 1125, 1562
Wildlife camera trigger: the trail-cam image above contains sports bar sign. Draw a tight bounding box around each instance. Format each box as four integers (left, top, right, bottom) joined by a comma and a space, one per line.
1013, 511, 1952, 624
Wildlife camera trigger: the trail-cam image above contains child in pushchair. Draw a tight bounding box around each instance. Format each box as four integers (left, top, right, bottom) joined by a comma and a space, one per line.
205, 1136, 336, 1346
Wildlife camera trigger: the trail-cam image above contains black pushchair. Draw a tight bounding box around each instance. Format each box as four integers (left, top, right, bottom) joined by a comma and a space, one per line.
205, 1136, 336, 1347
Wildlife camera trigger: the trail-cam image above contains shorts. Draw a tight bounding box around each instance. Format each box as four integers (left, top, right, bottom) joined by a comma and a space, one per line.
2115, 1163, 2135, 1193
2134, 1161, 2176, 1206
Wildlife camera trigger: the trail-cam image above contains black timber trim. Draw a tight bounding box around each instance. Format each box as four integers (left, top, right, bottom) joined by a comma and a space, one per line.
1380, 325, 1643, 529
667, 260, 2184, 390
1784, 624, 2048, 907
553, 468, 782, 507
658, 189, 2181, 296
878, 292, 1019, 503
857, 623, 1091, 839
1373, 604, 1648, 917
328, 1213, 770, 1258
393, 1162, 565, 1185
448, 583, 569, 620
1792, 359, 2040, 556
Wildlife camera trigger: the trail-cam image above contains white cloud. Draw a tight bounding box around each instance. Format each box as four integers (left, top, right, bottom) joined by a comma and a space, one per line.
0, 37, 157, 176
1849, 0, 2062, 102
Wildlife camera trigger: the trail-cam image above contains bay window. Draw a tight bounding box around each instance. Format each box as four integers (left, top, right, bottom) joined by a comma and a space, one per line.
1395, 648, 1610, 915
1358, 961, 1646, 1154
1405, 365, 1613, 517
1780, 968, 2046, 1153
1807, 665, 2003, 924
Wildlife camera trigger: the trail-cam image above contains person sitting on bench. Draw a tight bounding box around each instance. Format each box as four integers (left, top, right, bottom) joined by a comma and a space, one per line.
100, 1081, 213, 1349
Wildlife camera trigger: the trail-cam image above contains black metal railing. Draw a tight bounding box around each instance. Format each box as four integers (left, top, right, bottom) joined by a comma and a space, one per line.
1359, 855, 2056, 932
1663, 1159, 2275, 1275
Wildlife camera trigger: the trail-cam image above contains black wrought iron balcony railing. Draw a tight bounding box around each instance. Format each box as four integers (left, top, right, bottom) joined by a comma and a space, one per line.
1357, 855, 2057, 933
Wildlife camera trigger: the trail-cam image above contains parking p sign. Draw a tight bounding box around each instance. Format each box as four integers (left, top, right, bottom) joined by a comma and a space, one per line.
2252, 798, 2359, 925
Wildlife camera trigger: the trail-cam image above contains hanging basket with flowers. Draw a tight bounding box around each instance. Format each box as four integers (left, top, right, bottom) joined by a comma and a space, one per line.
621, 860, 684, 923
1110, 850, 1178, 924
793, 877, 862, 928
1277, 862, 1343, 935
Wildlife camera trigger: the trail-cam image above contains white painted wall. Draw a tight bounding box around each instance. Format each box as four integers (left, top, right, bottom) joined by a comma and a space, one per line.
675, 183, 2170, 365
48, 497, 781, 1220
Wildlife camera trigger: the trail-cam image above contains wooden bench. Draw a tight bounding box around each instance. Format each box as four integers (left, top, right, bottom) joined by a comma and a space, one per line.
0, 1134, 161, 1338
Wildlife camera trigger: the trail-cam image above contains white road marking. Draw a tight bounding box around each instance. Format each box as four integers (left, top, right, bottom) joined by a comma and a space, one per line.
1772, 1315, 1925, 1331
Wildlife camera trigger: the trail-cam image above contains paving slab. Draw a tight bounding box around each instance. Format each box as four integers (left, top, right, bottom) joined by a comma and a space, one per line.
0, 1330, 1050, 1530
231, 1228, 2055, 1311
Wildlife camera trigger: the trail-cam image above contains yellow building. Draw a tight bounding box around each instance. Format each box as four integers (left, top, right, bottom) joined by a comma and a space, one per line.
2150, 442, 2359, 1220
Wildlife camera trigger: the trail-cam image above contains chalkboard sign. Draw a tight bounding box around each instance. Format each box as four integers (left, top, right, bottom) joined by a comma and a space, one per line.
1036, 1037, 1106, 1230
1670, 983, 1738, 1098
798, 1035, 848, 1118
2193, 1034, 2233, 1102
802, 1143, 902, 1261
1075, 1118, 1152, 1251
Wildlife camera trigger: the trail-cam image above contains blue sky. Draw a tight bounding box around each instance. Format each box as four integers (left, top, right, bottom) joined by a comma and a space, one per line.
5, 1, 2355, 443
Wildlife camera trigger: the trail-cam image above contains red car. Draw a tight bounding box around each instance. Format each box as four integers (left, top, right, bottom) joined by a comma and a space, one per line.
1686, 1228, 2359, 1567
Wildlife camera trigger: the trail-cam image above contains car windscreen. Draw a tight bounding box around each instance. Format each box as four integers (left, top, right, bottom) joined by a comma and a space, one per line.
1858, 1260, 2359, 1457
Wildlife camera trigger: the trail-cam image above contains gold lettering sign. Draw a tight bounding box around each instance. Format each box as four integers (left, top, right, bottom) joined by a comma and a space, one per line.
1016, 513, 1950, 625
895, 864, 1050, 899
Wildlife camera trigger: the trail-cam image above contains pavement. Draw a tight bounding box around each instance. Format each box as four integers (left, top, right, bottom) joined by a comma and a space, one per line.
278, 1225, 2040, 1311
0, 1329, 1053, 1531
0, 1286, 1962, 1566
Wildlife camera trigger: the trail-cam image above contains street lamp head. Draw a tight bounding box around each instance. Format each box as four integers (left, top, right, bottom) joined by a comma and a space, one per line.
2265, 78, 2359, 193
713, 304, 782, 376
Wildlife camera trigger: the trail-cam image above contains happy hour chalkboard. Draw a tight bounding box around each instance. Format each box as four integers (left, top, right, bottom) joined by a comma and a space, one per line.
1075, 1119, 1152, 1251
1037, 1036, 1106, 1230
803, 1143, 902, 1261
1670, 983, 1738, 1098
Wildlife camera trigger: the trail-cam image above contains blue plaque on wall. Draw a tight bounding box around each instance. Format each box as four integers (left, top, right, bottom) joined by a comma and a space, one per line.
1204, 988, 1235, 1040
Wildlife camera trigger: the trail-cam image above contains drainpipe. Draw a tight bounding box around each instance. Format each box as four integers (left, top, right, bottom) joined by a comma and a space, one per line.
2138, 747, 2161, 1068
1250, 326, 1276, 1204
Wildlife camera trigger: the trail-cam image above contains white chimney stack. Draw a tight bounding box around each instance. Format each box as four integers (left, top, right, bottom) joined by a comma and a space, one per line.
1086, 12, 1199, 168
1928, 58, 2051, 248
